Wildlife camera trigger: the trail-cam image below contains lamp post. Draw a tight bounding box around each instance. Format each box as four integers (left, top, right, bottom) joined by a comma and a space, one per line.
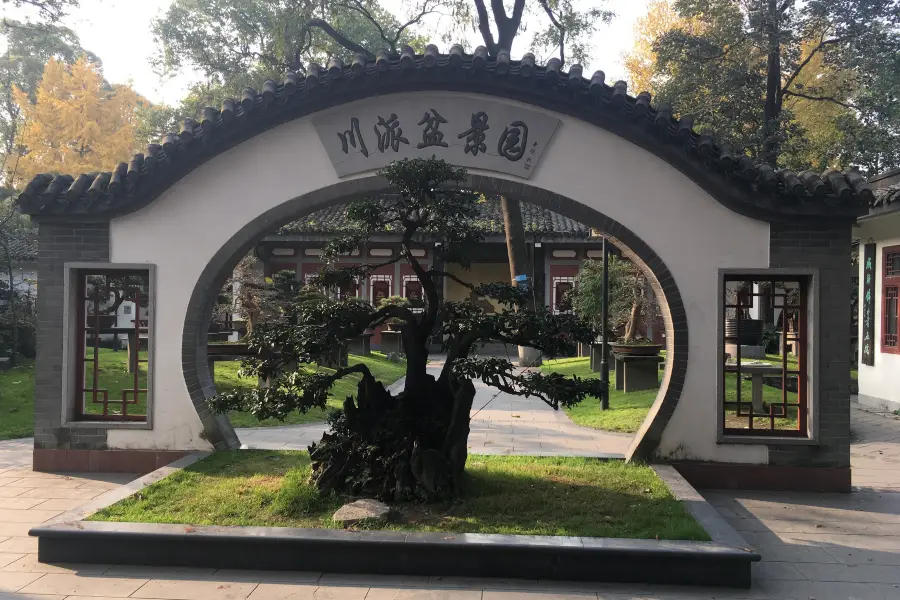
600, 236, 610, 410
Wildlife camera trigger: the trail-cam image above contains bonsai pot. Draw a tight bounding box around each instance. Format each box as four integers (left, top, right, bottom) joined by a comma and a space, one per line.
610, 343, 663, 356
724, 318, 764, 346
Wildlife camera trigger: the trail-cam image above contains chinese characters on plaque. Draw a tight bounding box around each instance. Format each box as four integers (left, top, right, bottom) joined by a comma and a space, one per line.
861, 242, 876, 366
313, 96, 561, 179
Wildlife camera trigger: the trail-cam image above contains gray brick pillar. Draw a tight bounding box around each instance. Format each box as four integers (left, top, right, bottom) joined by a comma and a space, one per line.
34, 222, 110, 451
769, 221, 853, 471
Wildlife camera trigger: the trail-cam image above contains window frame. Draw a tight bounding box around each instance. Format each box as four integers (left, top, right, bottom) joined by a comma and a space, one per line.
882, 245, 900, 355
61, 263, 156, 430
369, 274, 392, 305
551, 276, 576, 314
716, 268, 819, 445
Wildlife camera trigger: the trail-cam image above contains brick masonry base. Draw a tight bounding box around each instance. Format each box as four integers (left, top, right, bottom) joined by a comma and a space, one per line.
33, 449, 192, 474
674, 462, 851, 493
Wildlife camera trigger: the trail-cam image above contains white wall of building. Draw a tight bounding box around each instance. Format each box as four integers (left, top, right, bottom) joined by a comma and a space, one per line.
856, 212, 900, 410
105, 92, 771, 461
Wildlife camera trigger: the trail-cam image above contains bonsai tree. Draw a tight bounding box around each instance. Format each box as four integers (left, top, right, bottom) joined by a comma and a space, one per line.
210, 157, 602, 501
377, 295, 412, 328
572, 255, 656, 345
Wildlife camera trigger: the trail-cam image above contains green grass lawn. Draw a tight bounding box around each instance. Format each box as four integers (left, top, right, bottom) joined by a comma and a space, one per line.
0, 350, 406, 440
0, 359, 35, 440
540, 357, 658, 433
89, 450, 709, 541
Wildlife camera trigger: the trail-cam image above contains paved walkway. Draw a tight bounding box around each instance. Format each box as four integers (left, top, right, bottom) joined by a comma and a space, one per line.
237, 366, 633, 456
1, 405, 899, 599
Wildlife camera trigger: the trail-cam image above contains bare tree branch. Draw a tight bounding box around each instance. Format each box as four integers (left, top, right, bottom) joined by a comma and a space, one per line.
781, 90, 853, 108
780, 31, 843, 96
305, 18, 376, 60
537, 0, 565, 64
472, 0, 497, 55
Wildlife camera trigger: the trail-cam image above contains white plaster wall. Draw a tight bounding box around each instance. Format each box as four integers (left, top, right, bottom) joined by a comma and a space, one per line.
106, 92, 770, 462
857, 212, 900, 406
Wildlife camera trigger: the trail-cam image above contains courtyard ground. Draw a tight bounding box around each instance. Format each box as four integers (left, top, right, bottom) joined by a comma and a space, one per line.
0, 404, 898, 598
236, 363, 633, 456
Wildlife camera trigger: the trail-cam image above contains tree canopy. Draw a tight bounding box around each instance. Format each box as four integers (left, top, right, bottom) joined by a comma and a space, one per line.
12, 56, 146, 186
623, 0, 900, 173
0, 19, 94, 182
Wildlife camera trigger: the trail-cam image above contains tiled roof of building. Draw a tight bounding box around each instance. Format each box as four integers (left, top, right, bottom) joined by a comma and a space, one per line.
873, 183, 900, 208
15, 46, 872, 220
4, 229, 37, 262
281, 197, 592, 238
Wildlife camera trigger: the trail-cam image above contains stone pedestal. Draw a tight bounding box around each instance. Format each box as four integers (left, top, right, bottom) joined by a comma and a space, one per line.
724, 344, 766, 359
590, 343, 615, 374
323, 346, 349, 369
381, 330, 403, 355
613, 353, 662, 392
518, 346, 543, 367
348, 334, 373, 356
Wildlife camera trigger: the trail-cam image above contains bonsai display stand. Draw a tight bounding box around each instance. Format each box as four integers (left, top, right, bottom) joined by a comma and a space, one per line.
613, 353, 663, 392
348, 333, 373, 356
724, 344, 766, 360
380, 330, 403, 355
589, 343, 615, 374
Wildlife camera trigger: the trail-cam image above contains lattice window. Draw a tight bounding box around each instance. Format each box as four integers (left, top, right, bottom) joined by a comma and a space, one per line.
370, 275, 392, 305
887, 252, 900, 277
552, 277, 576, 314
75, 269, 150, 422
721, 275, 809, 437
884, 247, 900, 354
885, 286, 899, 349
403, 275, 425, 313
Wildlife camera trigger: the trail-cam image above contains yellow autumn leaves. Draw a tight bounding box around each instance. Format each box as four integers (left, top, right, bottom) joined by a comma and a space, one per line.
12, 56, 146, 186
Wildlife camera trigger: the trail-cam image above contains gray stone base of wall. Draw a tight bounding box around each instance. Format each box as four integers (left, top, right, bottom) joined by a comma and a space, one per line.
853, 394, 900, 414
33, 449, 193, 474
673, 462, 851, 493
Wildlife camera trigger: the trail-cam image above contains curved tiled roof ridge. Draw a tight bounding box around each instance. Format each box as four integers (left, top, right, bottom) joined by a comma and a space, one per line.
873, 182, 900, 208
280, 195, 592, 237
16, 44, 873, 220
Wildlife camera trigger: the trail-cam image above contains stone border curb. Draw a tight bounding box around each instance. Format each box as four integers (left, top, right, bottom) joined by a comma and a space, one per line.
30, 452, 760, 588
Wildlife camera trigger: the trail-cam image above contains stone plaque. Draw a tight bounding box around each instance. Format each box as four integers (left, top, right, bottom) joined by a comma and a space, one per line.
861, 242, 876, 366
313, 96, 561, 179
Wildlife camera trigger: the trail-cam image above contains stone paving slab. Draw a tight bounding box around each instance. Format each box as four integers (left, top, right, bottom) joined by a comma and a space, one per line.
2, 405, 900, 598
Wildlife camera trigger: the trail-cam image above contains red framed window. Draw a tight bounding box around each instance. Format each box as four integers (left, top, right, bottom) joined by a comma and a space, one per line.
552, 277, 576, 314
721, 276, 809, 437
883, 246, 900, 354
75, 269, 151, 422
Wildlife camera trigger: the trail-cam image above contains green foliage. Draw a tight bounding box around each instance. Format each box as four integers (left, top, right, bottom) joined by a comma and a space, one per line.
572, 256, 654, 342
0, 19, 94, 177
152, 0, 428, 117
649, 0, 900, 171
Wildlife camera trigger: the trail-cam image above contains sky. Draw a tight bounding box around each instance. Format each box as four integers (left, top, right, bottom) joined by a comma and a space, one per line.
6, 0, 649, 107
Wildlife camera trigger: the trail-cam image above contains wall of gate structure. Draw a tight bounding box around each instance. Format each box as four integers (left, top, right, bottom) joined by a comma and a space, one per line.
99, 92, 771, 463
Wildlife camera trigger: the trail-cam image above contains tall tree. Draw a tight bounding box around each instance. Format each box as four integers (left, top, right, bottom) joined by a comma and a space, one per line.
152, 0, 432, 115
0, 20, 93, 182
12, 56, 145, 186
210, 158, 602, 500
640, 0, 900, 171
1, 0, 78, 22
622, 0, 703, 96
